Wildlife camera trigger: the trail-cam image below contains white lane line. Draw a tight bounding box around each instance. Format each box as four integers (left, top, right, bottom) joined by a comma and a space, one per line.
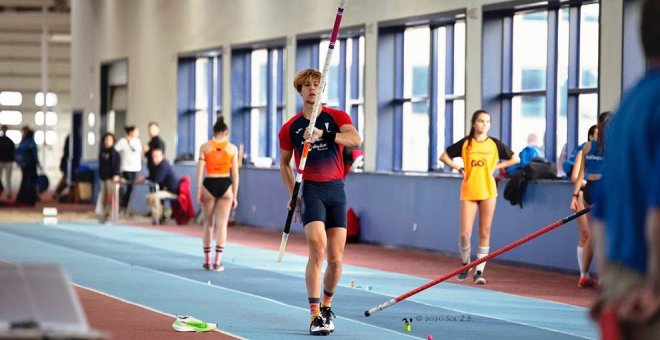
75, 284, 245, 339
0, 229, 418, 339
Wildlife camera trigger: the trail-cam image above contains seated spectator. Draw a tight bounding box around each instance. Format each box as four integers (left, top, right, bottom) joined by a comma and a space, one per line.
506, 133, 544, 175
145, 147, 178, 224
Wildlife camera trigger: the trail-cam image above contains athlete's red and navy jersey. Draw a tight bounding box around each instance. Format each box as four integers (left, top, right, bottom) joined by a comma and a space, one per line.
279, 106, 352, 182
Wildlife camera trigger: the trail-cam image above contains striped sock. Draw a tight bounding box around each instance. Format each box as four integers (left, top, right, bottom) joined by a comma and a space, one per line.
321, 289, 334, 308
309, 297, 321, 319
214, 245, 224, 265
203, 246, 211, 264
475, 246, 490, 273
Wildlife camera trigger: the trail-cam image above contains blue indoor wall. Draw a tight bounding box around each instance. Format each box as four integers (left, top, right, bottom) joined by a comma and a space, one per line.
233, 167, 581, 272
115, 163, 580, 272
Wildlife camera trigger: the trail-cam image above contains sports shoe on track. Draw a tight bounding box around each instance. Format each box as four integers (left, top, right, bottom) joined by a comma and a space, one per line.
202, 263, 211, 271
172, 315, 217, 332
457, 263, 470, 281
577, 277, 596, 288
320, 306, 336, 333
309, 316, 330, 336
213, 263, 224, 272
473, 271, 487, 285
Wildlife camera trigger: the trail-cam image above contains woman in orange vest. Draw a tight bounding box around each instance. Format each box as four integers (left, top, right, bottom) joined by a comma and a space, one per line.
196, 116, 240, 271
439, 110, 520, 284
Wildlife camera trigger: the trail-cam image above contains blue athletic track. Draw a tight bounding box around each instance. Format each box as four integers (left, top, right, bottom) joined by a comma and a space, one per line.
0, 221, 599, 339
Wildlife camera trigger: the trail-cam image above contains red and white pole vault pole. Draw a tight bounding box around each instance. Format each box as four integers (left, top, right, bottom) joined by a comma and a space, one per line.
364, 207, 592, 316
277, 0, 347, 262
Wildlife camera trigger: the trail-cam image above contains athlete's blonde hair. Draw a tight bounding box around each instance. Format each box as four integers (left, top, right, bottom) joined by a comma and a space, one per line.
293, 68, 322, 93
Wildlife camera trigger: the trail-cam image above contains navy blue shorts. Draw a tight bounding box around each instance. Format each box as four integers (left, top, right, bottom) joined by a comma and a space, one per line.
301, 180, 346, 229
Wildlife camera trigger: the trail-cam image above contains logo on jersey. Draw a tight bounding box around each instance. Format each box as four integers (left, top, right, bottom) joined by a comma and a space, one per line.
295, 128, 304, 134
325, 122, 331, 132
470, 160, 485, 167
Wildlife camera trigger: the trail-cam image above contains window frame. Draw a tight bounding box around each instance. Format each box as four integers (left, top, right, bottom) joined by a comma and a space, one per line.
483, 1, 600, 164
376, 13, 466, 172
231, 42, 285, 164
295, 28, 366, 139
176, 52, 222, 161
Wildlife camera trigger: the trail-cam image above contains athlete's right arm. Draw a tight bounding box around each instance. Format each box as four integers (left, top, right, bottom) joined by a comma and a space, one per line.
439, 152, 463, 174
196, 144, 206, 203
279, 148, 295, 195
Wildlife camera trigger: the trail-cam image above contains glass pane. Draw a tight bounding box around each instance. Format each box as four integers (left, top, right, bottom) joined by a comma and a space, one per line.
436, 26, 447, 164
436, 26, 447, 98
579, 3, 599, 88
249, 108, 266, 159
195, 58, 209, 110
578, 93, 598, 144
358, 36, 365, 100
320, 39, 341, 105
251, 49, 268, 105
45, 130, 57, 146
512, 95, 546, 154
556, 7, 570, 166
453, 21, 466, 95
452, 99, 465, 143
35, 92, 57, 107
6, 129, 21, 144
513, 11, 548, 92
194, 110, 209, 161
0, 91, 22, 106
0, 110, 22, 125
45, 111, 57, 126
402, 101, 430, 171
404, 26, 430, 98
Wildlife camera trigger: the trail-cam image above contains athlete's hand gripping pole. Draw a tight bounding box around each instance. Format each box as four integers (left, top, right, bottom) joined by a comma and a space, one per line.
364, 207, 592, 316
277, 0, 347, 262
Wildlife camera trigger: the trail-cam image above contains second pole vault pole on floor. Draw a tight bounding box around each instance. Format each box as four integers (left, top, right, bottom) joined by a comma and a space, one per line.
364, 206, 592, 316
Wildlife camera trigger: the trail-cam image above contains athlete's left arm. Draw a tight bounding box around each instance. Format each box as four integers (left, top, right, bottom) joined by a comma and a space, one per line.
492, 139, 519, 170
335, 124, 362, 148
231, 145, 240, 209
494, 154, 520, 170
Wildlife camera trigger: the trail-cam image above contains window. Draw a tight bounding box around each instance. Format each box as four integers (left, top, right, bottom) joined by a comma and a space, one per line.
296, 32, 366, 139
484, 1, 599, 169
0, 91, 22, 106
35, 92, 58, 107
402, 26, 431, 172
231, 43, 285, 164
377, 16, 466, 172
35, 111, 58, 126
0, 110, 22, 125
176, 53, 222, 161
511, 11, 548, 154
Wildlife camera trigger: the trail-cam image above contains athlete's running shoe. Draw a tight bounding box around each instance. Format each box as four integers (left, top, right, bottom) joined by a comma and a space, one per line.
213, 263, 224, 272
202, 263, 211, 271
473, 271, 487, 284
171, 315, 217, 332
577, 277, 597, 288
309, 316, 330, 336
457, 263, 470, 281
320, 306, 336, 333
